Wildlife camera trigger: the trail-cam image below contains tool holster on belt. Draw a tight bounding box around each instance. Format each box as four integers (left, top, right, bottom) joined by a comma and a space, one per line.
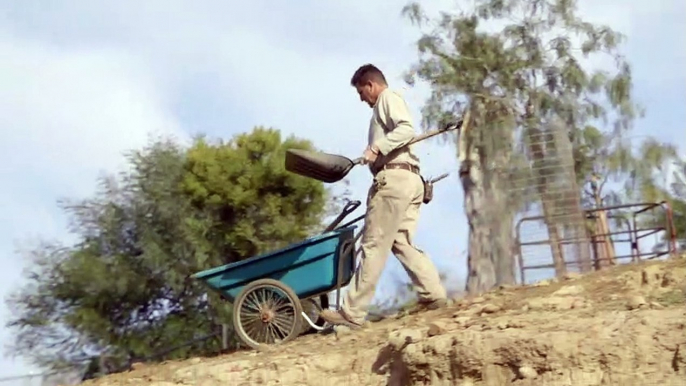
421, 175, 434, 204
373, 162, 434, 203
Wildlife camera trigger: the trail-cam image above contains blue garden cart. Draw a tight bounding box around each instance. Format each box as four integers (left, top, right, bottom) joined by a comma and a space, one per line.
192, 200, 365, 349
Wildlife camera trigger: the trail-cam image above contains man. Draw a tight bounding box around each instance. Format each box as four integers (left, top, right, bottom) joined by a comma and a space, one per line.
319, 64, 448, 328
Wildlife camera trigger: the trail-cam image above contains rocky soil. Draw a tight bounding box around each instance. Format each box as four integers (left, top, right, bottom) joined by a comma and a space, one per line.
83, 256, 686, 386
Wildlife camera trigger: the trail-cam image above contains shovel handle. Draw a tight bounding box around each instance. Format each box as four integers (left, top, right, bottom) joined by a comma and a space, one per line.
349, 116, 464, 173
429, 173, 450, 184
406, 119, 463, 146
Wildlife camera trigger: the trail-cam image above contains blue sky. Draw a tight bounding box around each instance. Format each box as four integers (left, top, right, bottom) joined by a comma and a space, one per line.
0, 0, 684, 379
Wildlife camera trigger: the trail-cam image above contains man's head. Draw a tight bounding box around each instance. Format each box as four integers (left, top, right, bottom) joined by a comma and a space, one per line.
350, 64, 388, 108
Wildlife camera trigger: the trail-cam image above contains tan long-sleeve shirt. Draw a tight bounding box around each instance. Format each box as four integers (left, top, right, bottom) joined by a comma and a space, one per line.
367, 88, 420, 172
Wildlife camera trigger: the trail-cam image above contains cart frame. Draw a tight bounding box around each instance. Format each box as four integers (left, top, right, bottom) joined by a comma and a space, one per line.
192, 200, 365, 349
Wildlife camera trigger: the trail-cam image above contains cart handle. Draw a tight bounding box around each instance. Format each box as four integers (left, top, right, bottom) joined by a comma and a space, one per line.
323, 200, 362, 233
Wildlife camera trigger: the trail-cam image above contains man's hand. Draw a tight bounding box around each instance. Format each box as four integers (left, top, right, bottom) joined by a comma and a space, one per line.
363, 145, 379, 164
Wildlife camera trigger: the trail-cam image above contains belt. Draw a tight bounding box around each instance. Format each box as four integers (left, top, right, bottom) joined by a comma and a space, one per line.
373, 162, 420, 176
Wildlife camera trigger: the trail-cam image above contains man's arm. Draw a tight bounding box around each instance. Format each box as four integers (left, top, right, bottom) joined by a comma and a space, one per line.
372, 91, 416, 156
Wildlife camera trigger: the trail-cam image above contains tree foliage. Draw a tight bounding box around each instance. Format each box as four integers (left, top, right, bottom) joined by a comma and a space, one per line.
402, 0, 642, 291
667, 159, 686, 249
572, 126, 678, 206
636, 156, 686, 251
5, 127, 333, 372
181, 128, 330, 265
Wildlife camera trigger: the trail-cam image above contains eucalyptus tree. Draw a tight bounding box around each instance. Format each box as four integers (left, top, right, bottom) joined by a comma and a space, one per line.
402, 0, 639, 292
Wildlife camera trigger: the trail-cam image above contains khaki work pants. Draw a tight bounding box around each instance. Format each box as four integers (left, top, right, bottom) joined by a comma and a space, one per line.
341, 168, 447, 324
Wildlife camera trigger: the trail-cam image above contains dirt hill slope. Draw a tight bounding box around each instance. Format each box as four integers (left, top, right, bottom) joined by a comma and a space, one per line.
84, 256, 686, 386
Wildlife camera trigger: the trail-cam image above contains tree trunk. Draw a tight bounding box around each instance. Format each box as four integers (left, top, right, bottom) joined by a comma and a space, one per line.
462, 153, 497, 295
566, 174, 593, 273
460, 107, 515, 293
591, 180, 616, 267
544, 211, 567, 276
487, 153, 516, 286
491, 208, 516, 285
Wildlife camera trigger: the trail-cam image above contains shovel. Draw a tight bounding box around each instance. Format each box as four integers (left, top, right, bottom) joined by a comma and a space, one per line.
285, 117, 467, 183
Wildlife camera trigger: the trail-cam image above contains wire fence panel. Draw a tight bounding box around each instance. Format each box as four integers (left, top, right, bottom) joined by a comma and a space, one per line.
516, 201, 678, 283
504, 123, 593, 283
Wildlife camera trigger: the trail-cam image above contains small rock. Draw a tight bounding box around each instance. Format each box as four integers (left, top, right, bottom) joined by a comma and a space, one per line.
388, 328, 423, 350
533, 279, 553, 287
453, 316, 472, 327
455, 301, 470, 310
556, 297, 579, 310
428, 321, 448, 336
497, 321, 508, 330
464, 305, 484, 316
334, 325, 352, 339
553, 285, 584, 296
480, 304, 501, 314
661, 272, 675, 287
467, 324, 484, 331
507, 321, 525, 328
256, 344, 277, 353
518, 365, 538, 379
626, 295, 647, 310
571, 298, 589, 309
521, 304, 530, 312
641, 266, 663, 286
563, 272, 582, 280
526, 297, 577, 310
526, 299, 545, 310
650, 301, 664, 309
471, 296, 487, 304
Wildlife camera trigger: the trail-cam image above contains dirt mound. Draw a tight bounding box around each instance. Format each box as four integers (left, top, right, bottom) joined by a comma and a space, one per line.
83, 256, 686, 386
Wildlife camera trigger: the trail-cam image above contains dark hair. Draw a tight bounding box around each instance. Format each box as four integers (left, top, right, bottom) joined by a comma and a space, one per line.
350, 64, 387, 87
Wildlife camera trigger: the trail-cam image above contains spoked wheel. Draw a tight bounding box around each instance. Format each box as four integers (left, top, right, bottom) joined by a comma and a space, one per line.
233, 279, 303, 350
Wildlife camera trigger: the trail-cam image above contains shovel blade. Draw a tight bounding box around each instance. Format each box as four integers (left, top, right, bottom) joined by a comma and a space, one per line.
285, 149, 356, 183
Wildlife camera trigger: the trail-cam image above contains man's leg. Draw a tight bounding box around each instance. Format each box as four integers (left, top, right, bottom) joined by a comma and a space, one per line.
392, 175, 447, 306
320, 170, 412, 326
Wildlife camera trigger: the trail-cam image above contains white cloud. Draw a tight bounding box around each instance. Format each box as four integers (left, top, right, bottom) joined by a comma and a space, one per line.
0, 32, 186, 377
0, 35, 187, 194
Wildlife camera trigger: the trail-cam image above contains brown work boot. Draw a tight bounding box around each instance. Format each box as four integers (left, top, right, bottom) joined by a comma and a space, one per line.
400, 298, 448, 317
419, 298, 448, 311
319, 309, 364, 329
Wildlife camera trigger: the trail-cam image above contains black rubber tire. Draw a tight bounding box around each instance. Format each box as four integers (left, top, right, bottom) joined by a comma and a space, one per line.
232, 279, 303, 350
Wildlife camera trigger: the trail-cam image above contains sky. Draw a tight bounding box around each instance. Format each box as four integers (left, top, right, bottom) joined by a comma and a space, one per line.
0, 0, 684, 381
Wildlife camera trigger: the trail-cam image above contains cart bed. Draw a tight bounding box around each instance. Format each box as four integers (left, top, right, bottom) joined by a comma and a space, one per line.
192, 226, 357, 302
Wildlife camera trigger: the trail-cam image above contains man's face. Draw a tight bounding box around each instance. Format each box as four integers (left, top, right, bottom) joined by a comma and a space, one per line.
355, 82, 377, 108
